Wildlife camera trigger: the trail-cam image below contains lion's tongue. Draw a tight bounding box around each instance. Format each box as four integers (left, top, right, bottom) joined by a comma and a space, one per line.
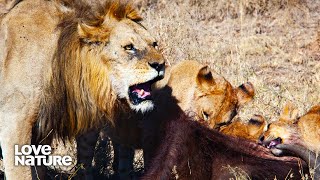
268, 139, 281, 148
132, 89, 151, 98
131, 83, 151, 99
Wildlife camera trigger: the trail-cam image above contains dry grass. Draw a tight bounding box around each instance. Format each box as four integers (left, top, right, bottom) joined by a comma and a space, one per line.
140, 0, 319, 122
138, 1, 320, 178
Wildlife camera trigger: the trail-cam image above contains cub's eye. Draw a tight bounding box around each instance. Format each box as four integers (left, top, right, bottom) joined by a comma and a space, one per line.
202, 111, 209, 121
123, 44, 135, 51
267, 123, 271, 129
152, 42, 158, 48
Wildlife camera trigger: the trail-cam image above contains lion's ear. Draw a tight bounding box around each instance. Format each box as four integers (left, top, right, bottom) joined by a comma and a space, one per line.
77, 23, 107, 44
103, 1, 142, 22
279, 103, 298, 123
196, 66, 215, 91
235, 82, 255, 106
78, 23, 96, 39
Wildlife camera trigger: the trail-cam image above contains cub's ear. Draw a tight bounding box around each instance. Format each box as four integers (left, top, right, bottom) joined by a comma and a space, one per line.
196, 66, 215, 91
248, 114, 266, 127
235, 82, 254, 106
247, 114, 267, 137
279, 103, 298, 122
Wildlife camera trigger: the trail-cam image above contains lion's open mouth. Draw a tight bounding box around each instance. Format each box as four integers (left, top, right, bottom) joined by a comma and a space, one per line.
265, 137, 282, 149
129, 80, 154, 105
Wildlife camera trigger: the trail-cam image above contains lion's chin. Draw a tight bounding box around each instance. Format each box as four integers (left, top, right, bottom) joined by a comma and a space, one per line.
130, 100, 154, 113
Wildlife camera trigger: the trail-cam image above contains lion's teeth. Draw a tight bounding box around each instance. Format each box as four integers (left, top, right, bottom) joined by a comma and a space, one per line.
139, 89, 145, 95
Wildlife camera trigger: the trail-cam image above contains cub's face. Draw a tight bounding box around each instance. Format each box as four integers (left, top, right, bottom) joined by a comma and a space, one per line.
165, 60, 255, 129
260, 121, 295, 148
260, 105, 320, 155
194, 82, 237, 128
259, 104, 299, 151
104, 19, 165, 113
194, 67, 255, 129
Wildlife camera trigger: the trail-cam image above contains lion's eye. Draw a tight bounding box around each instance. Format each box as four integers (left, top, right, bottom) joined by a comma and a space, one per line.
123, 44, 135, 51
152, 42, 158, 48
202, 111, 209, 121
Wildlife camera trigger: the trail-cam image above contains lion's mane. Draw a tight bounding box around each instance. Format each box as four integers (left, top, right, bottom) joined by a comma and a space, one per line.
34, 0, 142, 144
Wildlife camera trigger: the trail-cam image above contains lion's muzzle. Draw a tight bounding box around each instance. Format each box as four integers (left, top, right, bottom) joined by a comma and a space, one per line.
149, 61, 165, 79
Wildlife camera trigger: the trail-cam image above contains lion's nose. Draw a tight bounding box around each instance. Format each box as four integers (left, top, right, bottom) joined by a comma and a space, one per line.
149, 62, 165, 74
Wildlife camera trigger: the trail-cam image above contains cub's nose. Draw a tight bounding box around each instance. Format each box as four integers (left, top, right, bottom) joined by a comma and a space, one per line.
149, 62, 165, 76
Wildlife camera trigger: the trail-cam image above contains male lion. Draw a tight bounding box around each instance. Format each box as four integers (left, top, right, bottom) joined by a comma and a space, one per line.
0, 0, 164, 179
260, 103, 320, 179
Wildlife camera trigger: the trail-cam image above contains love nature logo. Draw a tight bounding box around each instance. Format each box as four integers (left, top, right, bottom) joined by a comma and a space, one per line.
14, 145, 72, 166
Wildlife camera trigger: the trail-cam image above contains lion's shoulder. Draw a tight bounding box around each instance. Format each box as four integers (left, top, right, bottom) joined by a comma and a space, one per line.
297, 105, 320, 151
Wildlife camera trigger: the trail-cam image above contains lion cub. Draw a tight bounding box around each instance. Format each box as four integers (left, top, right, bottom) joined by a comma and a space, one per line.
260, 103, 320, 152
221, 115, 267, 142
260, 103, 320, 178
155, 60, 267, 141
157, 60, 255, 129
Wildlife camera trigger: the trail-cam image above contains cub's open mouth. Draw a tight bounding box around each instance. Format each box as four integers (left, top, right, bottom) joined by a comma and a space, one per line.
129, 79, 157, 105
265, 137, 282, 149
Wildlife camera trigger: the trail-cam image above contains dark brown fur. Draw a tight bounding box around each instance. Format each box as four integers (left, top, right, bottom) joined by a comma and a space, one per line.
142, 86, 308, 180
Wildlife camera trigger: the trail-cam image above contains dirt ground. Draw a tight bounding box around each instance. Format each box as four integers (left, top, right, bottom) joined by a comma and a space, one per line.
1, 0, 319, 178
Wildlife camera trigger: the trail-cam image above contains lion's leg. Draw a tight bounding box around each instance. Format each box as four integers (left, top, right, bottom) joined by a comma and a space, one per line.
1, 117, 33, 180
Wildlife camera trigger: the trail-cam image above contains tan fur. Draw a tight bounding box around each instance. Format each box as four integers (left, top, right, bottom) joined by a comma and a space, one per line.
0, 0, 21, 15
262, 104, 320, 153
220, 115, 267, 142
0, 0, 164, 179
156, 60, 255, 129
